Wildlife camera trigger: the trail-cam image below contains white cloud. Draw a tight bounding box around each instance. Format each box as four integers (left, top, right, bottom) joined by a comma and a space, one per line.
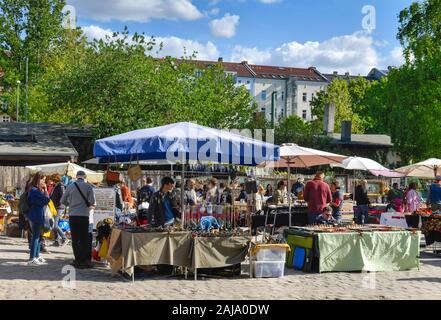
383, 46, 405, 68
81, 25, 220, 61
258, 0, 282, 3
231, 32, 404, 75
209, 13, 240, 38
82, 25, 114, 40
69, 0, 203, 22
231, 46, 272, 64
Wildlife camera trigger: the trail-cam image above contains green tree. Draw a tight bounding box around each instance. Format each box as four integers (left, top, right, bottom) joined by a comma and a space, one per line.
46, 30, 255, 137
0, 0, 66, 119
310, 78, 364, 133
398, 0, 441, 64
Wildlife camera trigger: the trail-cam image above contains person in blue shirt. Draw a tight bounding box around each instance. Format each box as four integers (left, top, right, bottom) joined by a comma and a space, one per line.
147, 177, 181, 227
236, 183, 248, 202
27, 172, 50, 265
315, 206, 337, 225
427, 176, 441, 212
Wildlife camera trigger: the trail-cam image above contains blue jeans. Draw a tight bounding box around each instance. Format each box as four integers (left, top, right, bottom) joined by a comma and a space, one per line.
308, 213, 321, 224
29, 221, 42, 260
356, 205, 369, 225
53, 215, 67, 242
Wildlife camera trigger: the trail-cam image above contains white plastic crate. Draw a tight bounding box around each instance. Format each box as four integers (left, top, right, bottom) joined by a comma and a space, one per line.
252, 261, 286, 278
254, 247, 287, 262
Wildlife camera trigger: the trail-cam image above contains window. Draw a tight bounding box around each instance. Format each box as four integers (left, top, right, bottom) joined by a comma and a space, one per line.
311, 93, 315, 101
302, 110, 307, 120
281, 92, 284, 101
261, 90, 267, 101
247, 80, 250, 84
302, 93, 307, 102
238, 80, 242, 84
1, 115, 11, 123
261, 108, 266, 112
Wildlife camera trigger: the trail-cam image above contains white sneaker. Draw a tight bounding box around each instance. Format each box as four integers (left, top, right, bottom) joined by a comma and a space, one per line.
27, 258, 43, 266
37, 257, 47, 264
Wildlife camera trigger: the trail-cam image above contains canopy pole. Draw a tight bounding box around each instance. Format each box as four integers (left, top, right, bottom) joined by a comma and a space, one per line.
288, 159, 292, 228
181, 158, 185, 229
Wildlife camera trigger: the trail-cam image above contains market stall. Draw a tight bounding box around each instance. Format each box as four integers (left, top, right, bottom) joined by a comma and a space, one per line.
284, 225, 420, 273
94, 122, 278, 279
26, 162, 104, 184
107, 227, 251, 280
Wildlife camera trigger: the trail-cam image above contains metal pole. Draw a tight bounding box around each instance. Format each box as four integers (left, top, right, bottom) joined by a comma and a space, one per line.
181, 158, 185, 228
288, 159, 292, 227
25, 57, 29, 122
16, 81, 20, 121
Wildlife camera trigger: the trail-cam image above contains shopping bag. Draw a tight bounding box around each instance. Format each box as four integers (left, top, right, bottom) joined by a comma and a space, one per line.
48, 200, 58, 217
43, 205, 55, 232
128, 164, 142, 181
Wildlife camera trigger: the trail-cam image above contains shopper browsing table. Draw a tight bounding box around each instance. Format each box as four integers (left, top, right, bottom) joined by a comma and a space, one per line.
61, 171, 96, 269
148, 177, 181, 227
303, 172, 332, 224
354, 180, 370, 224
330, 182, 344, 223
427, 176, 441, 212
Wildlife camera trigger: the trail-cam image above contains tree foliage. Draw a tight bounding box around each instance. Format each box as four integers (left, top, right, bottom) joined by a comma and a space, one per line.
44, 30, 255, 137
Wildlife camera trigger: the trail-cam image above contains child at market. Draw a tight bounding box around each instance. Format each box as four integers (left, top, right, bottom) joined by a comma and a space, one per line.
315, 206, 338, 225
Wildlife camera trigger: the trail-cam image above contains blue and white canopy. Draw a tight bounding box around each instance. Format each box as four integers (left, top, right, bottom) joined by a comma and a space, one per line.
94, 122, 280, 166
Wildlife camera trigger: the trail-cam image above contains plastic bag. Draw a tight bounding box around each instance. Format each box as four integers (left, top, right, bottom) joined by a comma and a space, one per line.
43, 206, 54, 232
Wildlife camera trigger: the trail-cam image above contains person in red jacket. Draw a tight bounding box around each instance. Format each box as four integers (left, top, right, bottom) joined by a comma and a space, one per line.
303, 171, 332, 224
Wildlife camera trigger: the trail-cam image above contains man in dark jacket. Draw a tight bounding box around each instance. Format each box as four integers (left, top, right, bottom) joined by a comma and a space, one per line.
148, 177, 181, 227
137, 177, 155, 221
354, 180, 370, 224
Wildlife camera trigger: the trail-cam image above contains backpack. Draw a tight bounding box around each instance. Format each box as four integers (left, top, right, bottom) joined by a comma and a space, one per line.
19, 191, 30, 218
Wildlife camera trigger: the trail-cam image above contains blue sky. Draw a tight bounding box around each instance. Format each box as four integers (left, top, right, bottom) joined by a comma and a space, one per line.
67, 0, 416, 74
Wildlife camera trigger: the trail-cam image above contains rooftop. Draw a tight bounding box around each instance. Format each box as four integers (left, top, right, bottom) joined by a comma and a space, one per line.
0, 122, 92, 162
328, 133, 393, 147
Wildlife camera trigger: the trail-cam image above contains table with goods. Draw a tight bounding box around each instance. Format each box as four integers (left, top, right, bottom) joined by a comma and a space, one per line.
284, 224, 420, 273
107, 224, 252, 281
251, 202, 309, 234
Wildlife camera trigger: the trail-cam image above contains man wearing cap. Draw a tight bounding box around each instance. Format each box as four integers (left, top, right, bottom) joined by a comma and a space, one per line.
427, 176, 441, 212
61, 171, 96, 269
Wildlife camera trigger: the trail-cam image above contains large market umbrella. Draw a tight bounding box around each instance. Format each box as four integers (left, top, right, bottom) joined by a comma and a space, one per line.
94, 122, 280, 224
258, 143, 348, 227
26, 162, 104, 184
331, 156, 404, 178
395, 158, 441, 178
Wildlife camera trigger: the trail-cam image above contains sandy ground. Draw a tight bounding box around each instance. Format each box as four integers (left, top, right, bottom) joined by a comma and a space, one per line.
1, 235, 441, 300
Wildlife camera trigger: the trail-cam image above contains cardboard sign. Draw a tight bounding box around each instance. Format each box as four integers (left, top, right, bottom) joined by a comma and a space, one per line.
380, 212, 408, 228
93, 188, 116, 229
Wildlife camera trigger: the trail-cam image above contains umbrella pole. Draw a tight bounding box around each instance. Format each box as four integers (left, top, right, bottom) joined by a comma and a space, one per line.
181, 160, 185, 229
288, 160, 292, 228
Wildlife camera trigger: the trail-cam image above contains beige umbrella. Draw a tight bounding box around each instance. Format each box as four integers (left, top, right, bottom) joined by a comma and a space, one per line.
258, 143, 348, 226
395, 158, 441, 178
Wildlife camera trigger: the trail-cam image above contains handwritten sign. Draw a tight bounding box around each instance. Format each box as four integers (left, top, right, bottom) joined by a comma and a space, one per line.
93, 188, 115, 229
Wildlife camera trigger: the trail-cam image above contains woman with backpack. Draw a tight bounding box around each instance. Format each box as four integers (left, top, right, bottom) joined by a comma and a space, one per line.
27, 172, 50, 265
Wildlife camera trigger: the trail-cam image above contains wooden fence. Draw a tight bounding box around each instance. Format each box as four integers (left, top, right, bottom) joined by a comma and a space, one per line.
0, 166, 31, 193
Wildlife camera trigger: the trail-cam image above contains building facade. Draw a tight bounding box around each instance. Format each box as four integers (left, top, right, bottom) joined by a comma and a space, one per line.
195, 59, 329, 123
